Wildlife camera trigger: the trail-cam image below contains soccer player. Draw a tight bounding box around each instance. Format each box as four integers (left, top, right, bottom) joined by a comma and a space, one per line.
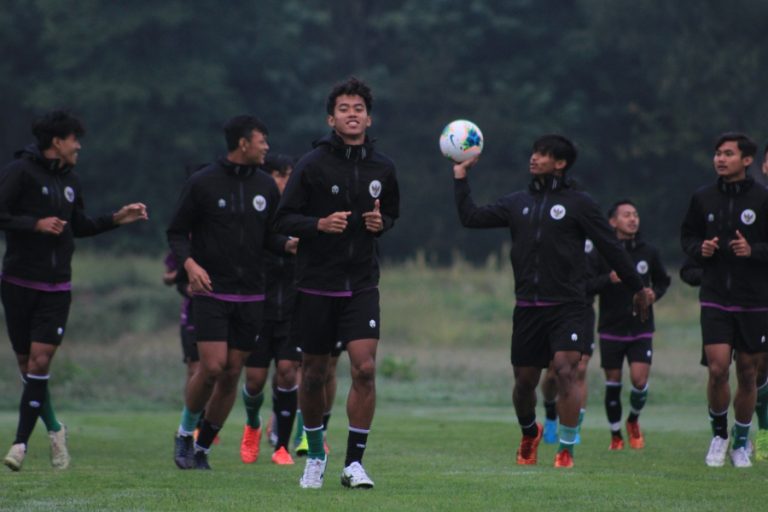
588, 200, 670, 450
454, 134, 649, 468
275, 77, 400, 489
0, 110, 148, 471
681, 132, 768, 468
168, 115, 289, 470
541, 239, 597, 445
163, 251, 198, 386
239, 154, 300, 466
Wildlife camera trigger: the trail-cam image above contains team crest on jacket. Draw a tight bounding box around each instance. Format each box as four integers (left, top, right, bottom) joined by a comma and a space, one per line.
550, 204, 566, 220
741, 209, 756, 225
369, 180, 382, 198
64, 186, 75, 203
253, 195, 267, 212
218, 198, 226, 208
707, 213, 715, 222
331, 185, 340, 195
41, 186, 49, 195
584, 239, 594, 254
522, 206, 530, 215
636, 260, 649, 274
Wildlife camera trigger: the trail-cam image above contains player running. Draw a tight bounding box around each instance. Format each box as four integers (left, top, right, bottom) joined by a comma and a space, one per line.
0, 110, 148, 471
588, 200, 670, 450
275, 77, 400, 489
454, 134, 650, 468
681, 132, 768, 468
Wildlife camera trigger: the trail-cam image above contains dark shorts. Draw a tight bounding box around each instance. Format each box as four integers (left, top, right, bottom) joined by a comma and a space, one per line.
245, 319, 301, 367
599, 335, 653, 369
292, 288, 380, 356
700, 305, 768, 354
179, 298, 198, 363
511, 302, 588, 368
1, 280, 71, 353
193, 296, 263, 352
583, 306, 596, 357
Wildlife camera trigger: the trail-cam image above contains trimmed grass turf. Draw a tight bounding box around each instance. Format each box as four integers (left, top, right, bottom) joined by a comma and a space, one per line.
1, 404, 766, 511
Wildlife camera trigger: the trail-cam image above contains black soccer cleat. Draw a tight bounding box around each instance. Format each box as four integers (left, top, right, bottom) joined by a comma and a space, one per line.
174, 434, 194, 469
193, 450, 211, 470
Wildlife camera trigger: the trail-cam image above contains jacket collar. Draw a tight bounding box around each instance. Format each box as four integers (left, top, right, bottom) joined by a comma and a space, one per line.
529, 173, 568, 193
15, 144, 73, 175
313, 131, 375, 161
717, 175, 754, 195
218, 157, 258, 177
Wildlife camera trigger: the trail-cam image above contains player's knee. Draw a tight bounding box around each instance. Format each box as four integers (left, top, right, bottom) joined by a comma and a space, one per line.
27, 353, 52, 374
708, 364, 729, 385
351, 359, 376, 384
275, 363, 298, 387
736, 366, 757, 388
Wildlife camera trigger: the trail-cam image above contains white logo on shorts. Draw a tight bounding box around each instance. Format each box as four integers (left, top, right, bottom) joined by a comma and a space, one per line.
57, 327, 64, 336
369, 180, 382, 198
369, 319, 377, 328
571, 333, 578, 342
335, 341, 343, 350
762, 336, 766, 344
29, 400, 40, 408
253, 194, 267, 212
647, 350, 652, 357
522, 206, 530, 215
41, 186, 49, 195
331, 185, 340, 195
636, 260, 649, 275
218, 198, 226, 208
707, 213, 715, 222
64, 186, 75, 203
550, 204, 566, 220
584, 239, 594, 254
741, 209, 756, 225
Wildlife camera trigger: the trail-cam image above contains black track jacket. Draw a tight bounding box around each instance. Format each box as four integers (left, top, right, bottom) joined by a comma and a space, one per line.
0, 144, 117, 283
455, 174, 644, 303
167, 158, 285, 296
274, 132, 399, 292
587, 238, 670, 335
680, 176, 768, 306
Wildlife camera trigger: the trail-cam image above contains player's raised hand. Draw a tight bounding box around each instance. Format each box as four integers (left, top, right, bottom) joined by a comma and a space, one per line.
701, 237, 719, 258
363, 199, 383, 233
609, 270, 621, 284
114, 203, 149, 225
453, 155, 480, 179
729, 230, 751, 257
184, 258, 213, 293
35, 216, 67, 235
318, 211, 351, 234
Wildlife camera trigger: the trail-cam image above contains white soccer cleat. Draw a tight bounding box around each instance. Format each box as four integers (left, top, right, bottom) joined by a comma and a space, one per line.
730, 446, 752, 468
49, 423, 70, 469
299, 457, 327, 489
705, 436, 728, 467
341, 461, 374, 489
3, 443, 26, 472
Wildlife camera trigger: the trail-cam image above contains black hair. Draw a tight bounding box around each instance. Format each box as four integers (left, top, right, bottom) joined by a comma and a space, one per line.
262, 154, 294, 177
532, 134, 578, 171
714, 132, 757, 159
223, 115, 269, 152
607, 199, 637, 219
326, 77, 373, 115
32, 110, 85, 150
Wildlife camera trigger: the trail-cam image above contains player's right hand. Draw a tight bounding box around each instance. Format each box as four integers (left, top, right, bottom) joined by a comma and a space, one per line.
184, 258, 213, 293
34, 216, 67, 235
701, 237, 719, 258
318, 211, 351, 234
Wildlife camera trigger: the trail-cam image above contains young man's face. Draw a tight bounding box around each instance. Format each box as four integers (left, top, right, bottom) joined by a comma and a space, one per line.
327, 94, 371, 143
270, 168, 292, 195
762, 150, 768, 177
241, 130, 269, 166
713, 141, 752, 181
609, 203, 640, 238
529, 151, 566, 176
52, 134, 81, 166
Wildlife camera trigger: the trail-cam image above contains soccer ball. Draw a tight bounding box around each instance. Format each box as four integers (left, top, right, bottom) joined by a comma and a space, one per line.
439, 120, 484, 162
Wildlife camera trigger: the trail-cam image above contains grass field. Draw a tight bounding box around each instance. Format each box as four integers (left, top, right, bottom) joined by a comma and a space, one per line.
0, 254, 765, 511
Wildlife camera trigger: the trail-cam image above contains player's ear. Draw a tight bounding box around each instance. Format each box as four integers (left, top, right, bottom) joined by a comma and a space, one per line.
742, 155, 754, 168
327, 115, 335, 128
554, 159, 567, 171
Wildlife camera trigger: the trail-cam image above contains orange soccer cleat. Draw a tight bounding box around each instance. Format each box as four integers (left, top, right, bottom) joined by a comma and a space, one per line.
609, 436, 625, 451
516, 423, 543, 465
554, 449, 574, 468
240, 424, 262, 464
271, 446, 295, 465
626, 420, 645, 449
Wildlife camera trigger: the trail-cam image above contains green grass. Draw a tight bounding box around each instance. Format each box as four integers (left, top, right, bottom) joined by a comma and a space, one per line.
0, 254, 760, 510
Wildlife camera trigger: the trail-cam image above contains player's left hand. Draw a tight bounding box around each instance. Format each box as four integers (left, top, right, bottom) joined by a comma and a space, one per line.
285, 237, 299, 255
114, 203, 149, 225
632, 289, 651, 322
363, 199, 383, 233
729, 230, 751, 257
644, 287, 656, 305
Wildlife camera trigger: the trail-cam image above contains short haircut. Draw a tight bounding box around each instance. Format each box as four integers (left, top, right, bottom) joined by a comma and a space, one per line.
326, 77, 373, 115
607, 199, 637, 219
714, 132, 757, 159
532, 134, 578, 171
223, 115, 269, 152
262, 154, 294, 177
32, 110, 85, 150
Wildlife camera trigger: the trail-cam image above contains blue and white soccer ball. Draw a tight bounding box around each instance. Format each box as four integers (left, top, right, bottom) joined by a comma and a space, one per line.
439, 119, 484, 162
